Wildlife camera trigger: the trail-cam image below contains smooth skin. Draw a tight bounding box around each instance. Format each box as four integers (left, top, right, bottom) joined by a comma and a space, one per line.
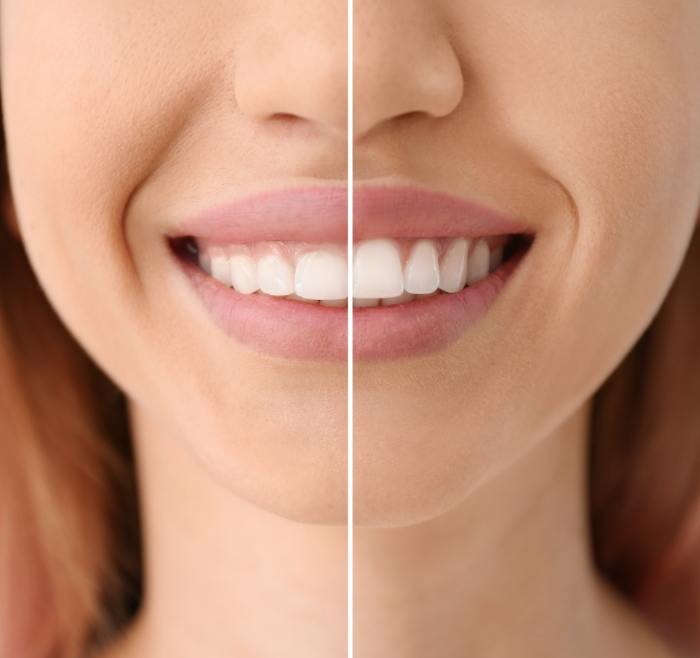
2, 1, 699, 657
1, 2, 347, 657
354, 1, 699, 657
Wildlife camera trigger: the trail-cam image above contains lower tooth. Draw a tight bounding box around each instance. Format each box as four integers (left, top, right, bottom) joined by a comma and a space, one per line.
354, 298, 380, 307
382, 292, 416, 306
320, 299, 347, 307
287, 293, 319, 304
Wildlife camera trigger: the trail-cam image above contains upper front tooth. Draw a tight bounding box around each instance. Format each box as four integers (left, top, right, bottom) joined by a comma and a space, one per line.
294, 248, 347, 300
257, 249, 294, 296
403, 239, 439, 294
439, 238, 469, 293
230, 251, 258, 294
353, 239, 403, 299
466, 239, 490, 285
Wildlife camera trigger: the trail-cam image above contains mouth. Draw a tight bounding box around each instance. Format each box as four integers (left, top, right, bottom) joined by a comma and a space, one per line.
170, 185, 533, 360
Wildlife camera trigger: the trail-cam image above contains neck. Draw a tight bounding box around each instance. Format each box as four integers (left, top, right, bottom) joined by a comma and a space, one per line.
115, 402, 347, 658
109, 400, 669, 658
354, 401, 668, 658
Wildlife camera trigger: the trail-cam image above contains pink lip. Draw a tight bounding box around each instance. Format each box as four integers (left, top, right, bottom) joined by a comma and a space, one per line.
173, 184, 532, 361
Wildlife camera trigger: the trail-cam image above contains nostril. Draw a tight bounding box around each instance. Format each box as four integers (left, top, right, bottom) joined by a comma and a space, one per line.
269, 112, 305, 125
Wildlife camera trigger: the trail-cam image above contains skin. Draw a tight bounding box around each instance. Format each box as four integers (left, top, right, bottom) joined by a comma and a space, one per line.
352, 1, 699, 656
1, 1, 699, 657
1, 1, 348, 656
1, 0, 348, 524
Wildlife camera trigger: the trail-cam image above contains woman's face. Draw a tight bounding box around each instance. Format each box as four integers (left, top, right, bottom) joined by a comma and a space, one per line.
352, 1, 700, 525
2, 2, 700, 527
1, 1, 348, 522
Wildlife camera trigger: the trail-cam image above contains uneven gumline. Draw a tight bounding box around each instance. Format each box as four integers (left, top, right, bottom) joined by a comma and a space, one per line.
175, 234, 528, 307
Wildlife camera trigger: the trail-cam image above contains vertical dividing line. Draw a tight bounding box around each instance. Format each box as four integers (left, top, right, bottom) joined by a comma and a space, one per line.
346, 0, 354, 654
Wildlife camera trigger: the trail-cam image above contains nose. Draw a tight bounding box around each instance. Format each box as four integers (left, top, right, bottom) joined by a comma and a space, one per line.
354, 2, 464, 140
233, 10, 347, 137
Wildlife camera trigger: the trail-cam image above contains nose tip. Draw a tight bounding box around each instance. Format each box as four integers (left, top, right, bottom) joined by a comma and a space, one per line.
353, 12, 464, 141
234, 31, 347, 137
353, 53, 464, 140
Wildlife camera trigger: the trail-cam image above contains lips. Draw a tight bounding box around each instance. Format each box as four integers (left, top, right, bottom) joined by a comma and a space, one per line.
170, 185, 532, 360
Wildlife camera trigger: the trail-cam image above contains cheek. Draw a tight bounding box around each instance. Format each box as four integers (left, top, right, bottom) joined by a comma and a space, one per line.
0, 3, 212, 386
354, 3, 700, 524
458, 1, 700, 408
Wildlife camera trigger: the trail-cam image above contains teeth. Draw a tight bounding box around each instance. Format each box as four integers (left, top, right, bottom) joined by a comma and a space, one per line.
403, 239, 439, 294
438, 238, 470, 293
382, 291, 416, 306
211, 249, 231, 286
354, 297, 380, 307
257, 247, 295, 296
200, 253, 213, 275
295, 247, 348, 300
196, 235, 510, 304
466, 239, 490, 285
230, 250, 258, 294
353, 239, 404, 299
287, 293, 319, 304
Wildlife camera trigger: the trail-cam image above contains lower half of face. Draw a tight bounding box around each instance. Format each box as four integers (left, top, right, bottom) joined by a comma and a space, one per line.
351, 0, 700, 526
2, 0, 700, 529
0, 0, 350, 524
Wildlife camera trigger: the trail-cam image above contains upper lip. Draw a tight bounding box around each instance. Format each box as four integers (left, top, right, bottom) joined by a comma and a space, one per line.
174, 183, 530, 244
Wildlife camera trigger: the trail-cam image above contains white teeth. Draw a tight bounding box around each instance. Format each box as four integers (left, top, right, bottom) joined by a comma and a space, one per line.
403, 239, 439, 294
466, 239, 491, 285
294, 248, 347, 301
230, 251, 258, 294
211, 250, 231, 286
197, 234, 510, 304
354, 298, 380, 307
353, 239, 404, 299
287, 293, 319, 304
200, 253, 212, 275
438, 238, 469, 293
381, 291, 416, 306
257, 249, 295, 296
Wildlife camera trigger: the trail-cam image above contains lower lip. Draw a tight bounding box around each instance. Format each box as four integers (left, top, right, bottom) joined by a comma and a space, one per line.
174, 244, 527, 361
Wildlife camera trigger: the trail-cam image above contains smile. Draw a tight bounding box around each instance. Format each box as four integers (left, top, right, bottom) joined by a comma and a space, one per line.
188, 234, 512, 307
170, 185, 533, 360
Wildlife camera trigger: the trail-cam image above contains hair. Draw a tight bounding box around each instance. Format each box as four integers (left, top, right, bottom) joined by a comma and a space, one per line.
0, 133, 698, 657
591, 223, 700, 653
0, 132, 142, 656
